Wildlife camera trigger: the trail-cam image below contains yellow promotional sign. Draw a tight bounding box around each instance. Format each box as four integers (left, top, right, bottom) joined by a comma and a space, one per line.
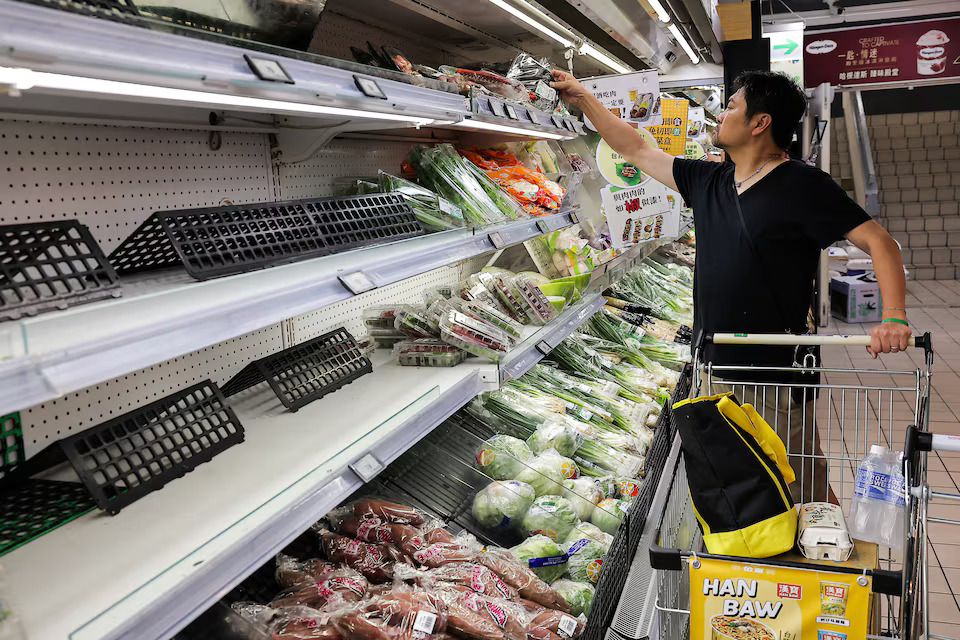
690, 557, 871, 640
645, 98, 688, 157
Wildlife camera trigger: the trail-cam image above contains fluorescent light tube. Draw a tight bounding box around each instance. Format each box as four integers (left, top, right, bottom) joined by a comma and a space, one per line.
485, 0, 573, 48
578, 43, 634, 75
0, 66, 437, 126
510, 0, 579, 40
668, 23, 700, 64
452, 119, 570, 140
647, 0, 672, 22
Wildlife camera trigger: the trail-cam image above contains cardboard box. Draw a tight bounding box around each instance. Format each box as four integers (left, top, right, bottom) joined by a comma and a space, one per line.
830, 274, 882, 323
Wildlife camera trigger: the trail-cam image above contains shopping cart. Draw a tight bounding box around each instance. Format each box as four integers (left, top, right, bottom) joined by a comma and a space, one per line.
645, 332, 934, 640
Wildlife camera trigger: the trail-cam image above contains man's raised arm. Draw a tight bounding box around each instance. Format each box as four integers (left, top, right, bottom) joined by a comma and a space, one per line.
551, 70, 678, 191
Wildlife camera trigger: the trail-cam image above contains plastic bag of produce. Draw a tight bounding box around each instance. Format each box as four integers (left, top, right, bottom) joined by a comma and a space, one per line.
271, 566, 369, 609
475, 435, 533, 480
275, 554, 337, 589
233, 602, 343, 640
379, 170, 466, 232
527, 420, 582, 458
400, 563, 519, 601
521, 495, 579, 542
514, 452, 568, 496
410, 145, 509, 227
476, 547, 571, 612
510, 535, 568, 583
472, 480, 536, 531
616, 477, 643, 503
562, 478, 603, 521
549, 580, 594, 617
437, 585, 529, 640
412, 534, 482, 568
535, 448, 580, 480
348, 499, 426, 526
590, 498, 631, 535
564, 527, 611, 585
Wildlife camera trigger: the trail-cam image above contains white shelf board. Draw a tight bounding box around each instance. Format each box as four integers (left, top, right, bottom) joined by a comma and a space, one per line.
0, 209, 576, 416
2, 351, 496, 640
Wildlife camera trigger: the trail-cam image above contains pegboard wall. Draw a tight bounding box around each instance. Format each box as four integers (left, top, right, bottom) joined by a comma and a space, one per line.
0, 118, 273, 252
276, 138, 418, 200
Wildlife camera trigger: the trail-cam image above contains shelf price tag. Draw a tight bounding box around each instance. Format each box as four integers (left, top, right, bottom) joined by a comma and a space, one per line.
536, 340, 553, 356
505, 104, 519, 120
350, 452, 384, 482
244, 55, 294, 84
490, 101, 507, 118
339, 271, 376, 295
488, 232, 506, 249
354, 75, 388, 99
536, 220, 551, 233
551, 115, 563, 128
569, 212, 579, 224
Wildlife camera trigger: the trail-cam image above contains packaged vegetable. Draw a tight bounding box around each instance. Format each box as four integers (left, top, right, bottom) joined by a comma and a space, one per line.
318, 529, 406, 583
430, 587, 508, 640
410, 145, 509, 227
534, 449, 579, 480
590, 499, 630, 535
513, 453, 567, 496
549, 580, 594, 617
394, 339, 467, 367
472, 480, 536, 531
521, 495, 579, 542
233, 603, 343, 640
616, 477, 643, 503
475, 435, 533, 480
395, 305, 440, 339
527, 608, 584, 639
476, 547, 571, 612
526, 421, 582, 458
564, 531, 610, 585
351, 499, 425, 526
562, 478, 603, 521
440, 310, 512, 362
379, 170, 466, 232
461, 300, 524, 341
509, 535, 567, 583
365, 306, 401, 330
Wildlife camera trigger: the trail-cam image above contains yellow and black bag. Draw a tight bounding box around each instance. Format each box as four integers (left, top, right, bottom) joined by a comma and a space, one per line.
673, 392, 797, 558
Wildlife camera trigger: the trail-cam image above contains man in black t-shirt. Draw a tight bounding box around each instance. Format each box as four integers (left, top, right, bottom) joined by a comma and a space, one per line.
551, 70, 911, 503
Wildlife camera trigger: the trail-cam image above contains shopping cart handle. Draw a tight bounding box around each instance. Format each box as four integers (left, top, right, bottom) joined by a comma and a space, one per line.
708, 331, 932, 354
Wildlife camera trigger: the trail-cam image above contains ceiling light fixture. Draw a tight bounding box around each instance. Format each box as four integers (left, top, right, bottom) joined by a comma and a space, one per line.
647, 0, 672, 23
0, 66, 437, 126
668, 23, 700, 64
451, 118, 570, 140
578, 43, 634, 75
508, 0, 579, 41
484, 0, 574, 48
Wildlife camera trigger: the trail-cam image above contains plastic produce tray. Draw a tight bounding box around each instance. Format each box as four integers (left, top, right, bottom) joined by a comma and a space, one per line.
0, 220, 121, 320
221, 328, 372, 412
108, 194, 424, 280
56, 380, 244, 514
0, 479, 95, 556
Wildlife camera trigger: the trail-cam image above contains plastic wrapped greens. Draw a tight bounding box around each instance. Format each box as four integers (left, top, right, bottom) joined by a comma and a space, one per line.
550, 579, 595, 616
394, 304, 440, 339
461, 300, 524, 341
393, 339, 466, 367
521, 495, 579, 542
439, 310, 512, 362
476, 434, 533, 480
510, 535, 568, 583
410, 144, 508, 227
379, 171, 466, 231
527, 419, 583, 457
472, 480, 536, 530
505, 274, 558, 325
514, 452, 568, 496
563, 477, 604, 521
591, 498, 631, 535
575, 438, 644, 478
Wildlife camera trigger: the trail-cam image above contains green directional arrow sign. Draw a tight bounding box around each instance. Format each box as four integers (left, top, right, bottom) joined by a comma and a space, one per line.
774, 39, 798, 55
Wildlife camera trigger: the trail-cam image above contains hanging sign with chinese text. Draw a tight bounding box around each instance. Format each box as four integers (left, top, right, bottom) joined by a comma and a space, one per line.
804, 16, 960, 87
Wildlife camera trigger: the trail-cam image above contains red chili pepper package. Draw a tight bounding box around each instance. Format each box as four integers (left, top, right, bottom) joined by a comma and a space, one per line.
351, 500, 427, 526
335, 592, 449, 640
526, 610, 584, 640
271, 567, 369, 610
476, 549, 569, 613
318, 529, 404, 583
276, 554, 338, 590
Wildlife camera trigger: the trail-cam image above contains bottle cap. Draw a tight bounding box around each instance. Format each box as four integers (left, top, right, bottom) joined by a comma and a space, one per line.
870, 444, 887, 455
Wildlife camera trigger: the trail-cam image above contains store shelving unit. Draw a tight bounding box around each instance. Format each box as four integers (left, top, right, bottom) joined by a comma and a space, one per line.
0, 208, 578, 417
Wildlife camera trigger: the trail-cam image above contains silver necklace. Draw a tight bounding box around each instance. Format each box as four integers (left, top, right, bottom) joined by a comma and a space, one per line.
734, 155, 781, 189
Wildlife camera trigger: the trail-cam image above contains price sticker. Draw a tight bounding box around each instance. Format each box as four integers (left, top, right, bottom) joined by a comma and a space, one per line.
413, 611, 437, 634
489, 232, 505, 249
438, 197, 464, 220
354, 75, 387, 99
339, 271, 376, 295
535, 80, 557, 102
350, 453, 384, 482
569, 212, 579, 224
558, 616, 578, 638
505, 104, 519, 120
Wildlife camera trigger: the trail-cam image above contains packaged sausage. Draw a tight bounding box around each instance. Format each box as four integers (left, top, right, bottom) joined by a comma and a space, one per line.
318, 529, 405, 583
431, 586, 508, 640
476, 548, 570, 613
336, 592, 449, 640
797, 502, 854, 562
276, 554, 337, 589
270, 567, 369, 610
352, 500, 427, 526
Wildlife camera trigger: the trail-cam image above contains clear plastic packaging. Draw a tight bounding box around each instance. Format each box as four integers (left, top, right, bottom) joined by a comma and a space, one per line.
521, 495, 579, 542
439, 310, 512, 362
394, 305, 440, 339
475, 434, 533, 480
394, 339, 467, 367
461, 300, 524, 342
275, 553, 337, 589
562, 478, 603, 522
509, 535, 567, 583
354, 332, 377, 358
336, 592, 450, 640
476, 547, 571, 612
492, 275, 533, 323
317, 528, 407, 583
471, 480, 536, 531
364, 306, 401, 330
549, 580, 594, 617
271, 566, 369, 609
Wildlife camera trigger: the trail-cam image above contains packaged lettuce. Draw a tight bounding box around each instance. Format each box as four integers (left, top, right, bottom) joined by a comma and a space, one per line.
563, 477, 604, 521
550, 579, 595, 616
591, 498, 630, 535
565, 527, 612, 584
510, 534, 568, 583
527, 419, 583, 457
521, 495, 579, 542
514, 451, 568, 496
472, 480, 536, 530
616, 477, 643, 503
476, 434, 533, 480
564, 521, 610, 546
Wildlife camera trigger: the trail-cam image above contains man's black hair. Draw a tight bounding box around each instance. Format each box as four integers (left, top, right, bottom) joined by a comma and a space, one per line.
732, 71, 807, 150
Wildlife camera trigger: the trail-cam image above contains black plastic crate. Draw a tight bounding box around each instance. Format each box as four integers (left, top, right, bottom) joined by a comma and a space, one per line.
0, 220, 121, 320
16, 0, 140, 22
0, 413, 24, 481
58, 380, 245, 514
221, 328, 372, 412
108, 194, 423, 281
0, 479, 95, 556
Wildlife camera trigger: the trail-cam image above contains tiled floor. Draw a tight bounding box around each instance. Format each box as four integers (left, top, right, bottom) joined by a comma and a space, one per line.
824, 279, 960, 637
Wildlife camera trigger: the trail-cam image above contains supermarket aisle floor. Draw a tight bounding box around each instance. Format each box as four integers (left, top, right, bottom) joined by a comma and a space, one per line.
823, 279, 960, 637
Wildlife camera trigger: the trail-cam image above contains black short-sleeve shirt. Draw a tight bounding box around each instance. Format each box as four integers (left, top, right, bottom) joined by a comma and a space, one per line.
672, 158, 871, 371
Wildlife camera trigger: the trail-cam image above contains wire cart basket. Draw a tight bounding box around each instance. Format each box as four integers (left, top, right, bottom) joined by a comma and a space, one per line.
637, 331, 935, 640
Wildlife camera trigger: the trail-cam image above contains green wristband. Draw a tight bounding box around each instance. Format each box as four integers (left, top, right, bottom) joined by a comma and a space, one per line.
883, 317, 909, 326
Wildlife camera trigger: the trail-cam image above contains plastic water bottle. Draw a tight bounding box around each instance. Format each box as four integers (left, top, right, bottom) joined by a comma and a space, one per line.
847, 445, 905, 549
